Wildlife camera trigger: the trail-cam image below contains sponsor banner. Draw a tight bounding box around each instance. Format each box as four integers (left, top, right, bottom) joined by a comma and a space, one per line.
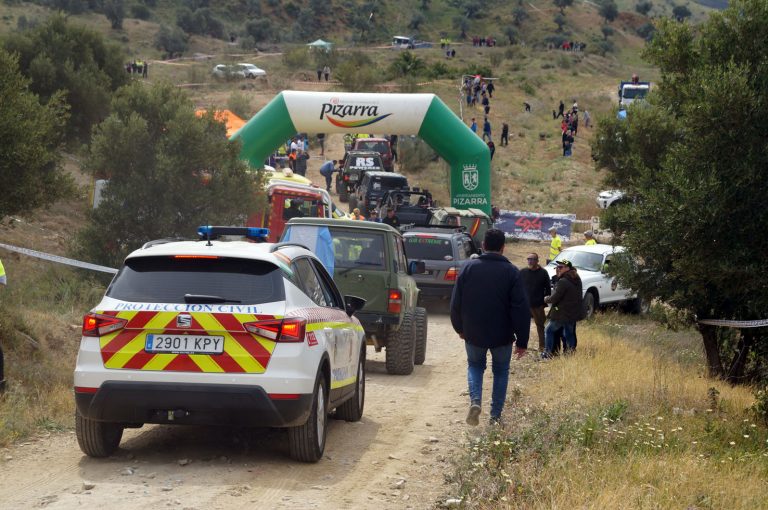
494, 211, 576, 241
282, 91, 434, 134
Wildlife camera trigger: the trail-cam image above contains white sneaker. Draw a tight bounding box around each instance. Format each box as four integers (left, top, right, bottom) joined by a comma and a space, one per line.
466, 404, 481, 426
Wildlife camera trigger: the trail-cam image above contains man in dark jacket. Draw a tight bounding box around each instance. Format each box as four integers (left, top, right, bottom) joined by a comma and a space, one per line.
450, 229, 529, 426
520, 252, 551, 352
543, 259, 583, 357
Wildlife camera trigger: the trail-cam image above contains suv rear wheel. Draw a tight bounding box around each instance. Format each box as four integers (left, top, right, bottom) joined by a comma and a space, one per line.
76, 409, 124, 458
335, 347, 365, 421
289, 372, 328, 462
385, 313, 415, 375
348, 196, 358, 213
414, 307, 428, 365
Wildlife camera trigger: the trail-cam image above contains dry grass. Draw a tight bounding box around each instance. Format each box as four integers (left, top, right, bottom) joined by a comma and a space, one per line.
449, 313, 768, 509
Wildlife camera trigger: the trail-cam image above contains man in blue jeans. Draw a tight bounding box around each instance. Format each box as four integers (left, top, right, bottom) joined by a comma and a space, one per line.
543, 259, 583, 357
450, 229, 529, 426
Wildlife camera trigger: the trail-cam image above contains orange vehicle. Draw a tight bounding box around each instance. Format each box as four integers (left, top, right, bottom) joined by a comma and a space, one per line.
248, 183, 338, 242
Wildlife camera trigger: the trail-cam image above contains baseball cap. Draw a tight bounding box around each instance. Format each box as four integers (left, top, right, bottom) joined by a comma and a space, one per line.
556, 259, 573, 269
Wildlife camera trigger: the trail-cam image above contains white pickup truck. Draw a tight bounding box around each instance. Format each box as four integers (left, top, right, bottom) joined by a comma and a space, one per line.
545, 244, 647, 318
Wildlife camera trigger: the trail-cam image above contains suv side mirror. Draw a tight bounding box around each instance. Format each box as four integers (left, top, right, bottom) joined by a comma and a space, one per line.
409, 260, 426, 275
344, 295, 366, 317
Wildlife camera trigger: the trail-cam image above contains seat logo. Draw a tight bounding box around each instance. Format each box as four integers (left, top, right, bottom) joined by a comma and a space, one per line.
176, 314, 192, 328
462, 164, 479, 191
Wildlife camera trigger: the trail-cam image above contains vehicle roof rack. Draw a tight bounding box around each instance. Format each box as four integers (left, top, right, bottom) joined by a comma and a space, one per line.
142, 238, 187, 249
269, 242, 310, 253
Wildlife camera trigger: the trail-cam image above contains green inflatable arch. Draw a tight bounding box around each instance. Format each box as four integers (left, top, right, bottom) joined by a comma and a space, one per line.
230, 91, 491, 214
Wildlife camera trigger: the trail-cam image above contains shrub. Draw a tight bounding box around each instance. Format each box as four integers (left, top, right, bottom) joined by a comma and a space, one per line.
398, 136, 438, 173
227, 92, 252, 119
131, 4, 151, 20
334, 52, 379, 92
636, 22, 656, 40
155, 24, 189, 58
282, 46, 309, 68
489, 51, 504, 67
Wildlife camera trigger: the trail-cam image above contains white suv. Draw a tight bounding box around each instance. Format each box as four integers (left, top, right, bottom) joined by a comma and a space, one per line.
545, 244, 646, 318
74, 227, 366, 462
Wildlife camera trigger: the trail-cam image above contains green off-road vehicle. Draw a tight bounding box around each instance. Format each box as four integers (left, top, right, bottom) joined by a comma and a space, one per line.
281, 218, 428, 375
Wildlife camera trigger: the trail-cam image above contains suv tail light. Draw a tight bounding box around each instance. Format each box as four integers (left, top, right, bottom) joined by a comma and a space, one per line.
82, 313, 127, 337
444, 267, 458, 281
244, 318, 307, 343
388, 289, 403, 313
343, 175, 349, 181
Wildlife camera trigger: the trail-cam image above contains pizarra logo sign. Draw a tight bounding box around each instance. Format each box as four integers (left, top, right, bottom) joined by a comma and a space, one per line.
462, 164, 479, 191
319, 97, 392, 128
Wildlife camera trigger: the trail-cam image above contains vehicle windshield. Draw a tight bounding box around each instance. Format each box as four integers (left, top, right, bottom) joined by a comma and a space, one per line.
404, 236, 453, 261
356, 141, 389, 154
106, 257, 284, 304
552, 251, 604, 272
622, 88, 648, 99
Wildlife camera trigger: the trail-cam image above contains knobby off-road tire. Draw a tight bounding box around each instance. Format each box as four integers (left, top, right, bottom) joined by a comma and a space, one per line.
339, 189, 349, 203
75, 409, 123, 458
385, 313, 415, 375
414, 307, 428, 365
348, 196, 358, 213
289, 372, 328, 462
335, 347, 365, 421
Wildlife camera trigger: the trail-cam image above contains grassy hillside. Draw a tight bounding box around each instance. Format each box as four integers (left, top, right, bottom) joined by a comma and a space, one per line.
0, 0, 719, 444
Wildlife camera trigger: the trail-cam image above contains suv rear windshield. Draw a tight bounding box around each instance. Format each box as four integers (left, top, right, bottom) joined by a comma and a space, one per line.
368, 176, 407, 191
106, 256, 284, 304
404, 236, 454, 260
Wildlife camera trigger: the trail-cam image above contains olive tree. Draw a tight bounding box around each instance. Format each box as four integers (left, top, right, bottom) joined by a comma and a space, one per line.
76, 82, 262, 268
0, 49, 73, 219
591, 0, 768, 382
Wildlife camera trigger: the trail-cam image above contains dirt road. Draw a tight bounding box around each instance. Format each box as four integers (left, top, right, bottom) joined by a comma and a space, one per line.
0, 308, 493, 510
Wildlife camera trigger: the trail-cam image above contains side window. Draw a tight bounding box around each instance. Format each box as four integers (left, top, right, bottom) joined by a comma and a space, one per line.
310, 259, 343, 309
394, 238, 408, 273
293, 258, 331, 307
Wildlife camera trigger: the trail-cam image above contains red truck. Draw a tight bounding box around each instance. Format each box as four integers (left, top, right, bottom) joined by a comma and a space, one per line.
247, 183, 338, 242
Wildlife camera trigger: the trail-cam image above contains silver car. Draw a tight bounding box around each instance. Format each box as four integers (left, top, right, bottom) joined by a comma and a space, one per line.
403, 227, 479, 301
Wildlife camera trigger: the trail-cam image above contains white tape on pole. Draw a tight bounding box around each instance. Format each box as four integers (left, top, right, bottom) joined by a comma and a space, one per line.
0, 242, 118, 274
696, 318, 768, 329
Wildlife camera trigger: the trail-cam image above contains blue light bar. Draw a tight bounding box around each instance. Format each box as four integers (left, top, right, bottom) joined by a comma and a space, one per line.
197, 226, 270, 241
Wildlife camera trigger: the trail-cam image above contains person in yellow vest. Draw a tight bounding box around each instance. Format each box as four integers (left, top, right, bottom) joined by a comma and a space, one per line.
548, 226, 562, 263
0, 258, 5, 391
584, 230, 597, 245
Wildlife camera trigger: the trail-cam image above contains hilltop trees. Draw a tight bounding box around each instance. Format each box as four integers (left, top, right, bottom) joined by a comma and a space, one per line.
672, 4, 692, 21
598, 0, 619, 23
591, 0, 768, 383
3, 15, 128, 143
0, 49, 73, 220
553, 0, 574, 15
76, 82, 260, 267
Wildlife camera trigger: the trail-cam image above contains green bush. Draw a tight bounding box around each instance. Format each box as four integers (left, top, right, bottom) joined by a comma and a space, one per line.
130, 4, 151, 20
489, 51, 504, 68
397, 136, 438, 173
227, 92, 252, 119
282, 46, 309, 68
335, 52, 379, 92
